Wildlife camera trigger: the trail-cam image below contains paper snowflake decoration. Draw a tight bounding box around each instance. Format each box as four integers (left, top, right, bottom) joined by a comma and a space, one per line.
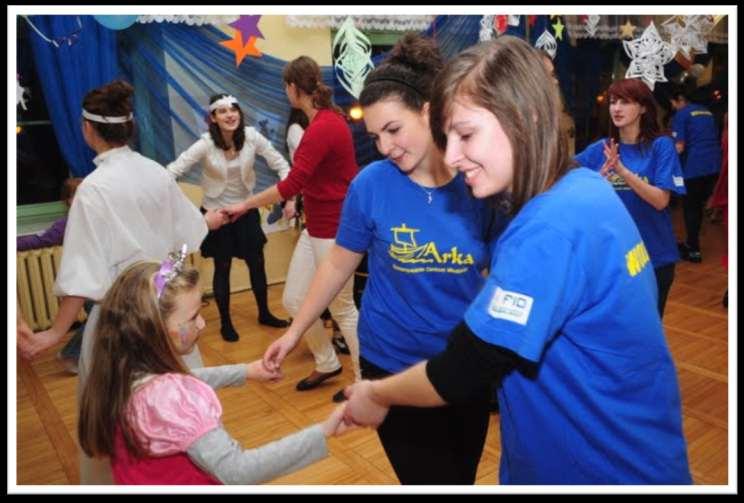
585, 15, 600, 37
623, 22, 675, 90
507, 15, 521, 27
661, 15, 712, 59
535, 29, 558, 59
332, 17, 375, 99
479, 15, 495, 41
17, 75, 29, 110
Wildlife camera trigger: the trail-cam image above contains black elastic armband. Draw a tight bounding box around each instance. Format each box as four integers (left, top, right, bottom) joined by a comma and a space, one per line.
426, 321, 520, 406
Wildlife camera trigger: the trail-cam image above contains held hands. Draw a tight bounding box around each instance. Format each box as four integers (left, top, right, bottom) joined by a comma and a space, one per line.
204, 208, 229, 230
246, 359, 283, 383
341, 380, 390, 429
221, 201, 251, 224
282, 199, 297, 221
262, 332, 301, 373
17, 328, 62, 361
321, 403, 357, 437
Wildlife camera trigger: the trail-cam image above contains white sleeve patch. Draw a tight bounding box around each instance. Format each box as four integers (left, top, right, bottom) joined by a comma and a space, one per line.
673, 176, 685, 187
488, 287, 534, 326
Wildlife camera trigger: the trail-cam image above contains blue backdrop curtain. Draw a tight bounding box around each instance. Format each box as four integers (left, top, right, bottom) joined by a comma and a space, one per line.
117, 15, 488, 187
26, 15, 120, 177
118, 22, 316, 191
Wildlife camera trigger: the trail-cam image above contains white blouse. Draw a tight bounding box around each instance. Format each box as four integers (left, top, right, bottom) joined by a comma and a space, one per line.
54, 146, 208, 301
166, 127, 290, 209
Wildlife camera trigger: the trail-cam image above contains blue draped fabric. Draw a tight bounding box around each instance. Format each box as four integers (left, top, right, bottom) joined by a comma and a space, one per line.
26, 15, 120, 177
119, 22, 321, 191
116, 15, 488, 185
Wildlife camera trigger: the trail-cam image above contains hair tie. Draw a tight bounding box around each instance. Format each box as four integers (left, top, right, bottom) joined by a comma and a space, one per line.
82, 109, 133, 124
365, 76, 423, 96
209, 95, 239, 112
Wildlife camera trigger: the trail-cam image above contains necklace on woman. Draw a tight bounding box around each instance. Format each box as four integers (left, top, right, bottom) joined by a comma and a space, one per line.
422, 187, 433, 204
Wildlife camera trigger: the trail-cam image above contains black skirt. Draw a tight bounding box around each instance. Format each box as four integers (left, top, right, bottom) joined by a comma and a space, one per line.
199, 207, 267, 261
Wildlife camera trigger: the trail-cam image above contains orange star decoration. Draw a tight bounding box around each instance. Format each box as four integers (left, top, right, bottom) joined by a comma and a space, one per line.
220, 31, 261, 67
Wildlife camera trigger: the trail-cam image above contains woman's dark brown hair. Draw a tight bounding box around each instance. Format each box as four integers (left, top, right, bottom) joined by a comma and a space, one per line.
82, 80, 135, 146
283, 55, 343, 115
359, 33, 444, 112
207, 93, 246, 151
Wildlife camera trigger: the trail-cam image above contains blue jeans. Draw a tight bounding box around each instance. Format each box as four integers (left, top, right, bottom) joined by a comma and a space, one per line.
59, 300, 93, 360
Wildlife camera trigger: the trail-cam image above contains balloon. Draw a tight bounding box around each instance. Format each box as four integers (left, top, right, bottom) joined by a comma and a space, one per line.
94, 15, 138, 30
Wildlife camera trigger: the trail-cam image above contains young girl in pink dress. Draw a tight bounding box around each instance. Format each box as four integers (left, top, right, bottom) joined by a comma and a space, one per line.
78, 248, 351, 484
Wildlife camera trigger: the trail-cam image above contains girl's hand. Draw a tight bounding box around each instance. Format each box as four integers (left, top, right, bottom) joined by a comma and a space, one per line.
247, 359, 283, 382
321, 403, 356, 437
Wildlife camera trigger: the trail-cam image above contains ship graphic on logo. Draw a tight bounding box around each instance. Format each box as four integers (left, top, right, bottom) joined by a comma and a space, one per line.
389, 223, 428, 262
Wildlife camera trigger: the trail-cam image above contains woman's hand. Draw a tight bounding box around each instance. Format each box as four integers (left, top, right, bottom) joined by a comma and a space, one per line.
262, 331, 301, 372
222, 201, 251, 223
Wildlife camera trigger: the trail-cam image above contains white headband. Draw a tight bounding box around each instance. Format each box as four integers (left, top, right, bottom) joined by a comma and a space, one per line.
82, 109, 133, 124
209, 95, 239, 112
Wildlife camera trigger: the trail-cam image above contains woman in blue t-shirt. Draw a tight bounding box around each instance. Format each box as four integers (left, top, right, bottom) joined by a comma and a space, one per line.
262, 34, 496, 484
342, 37, 691, 485
575, 78, 686, 316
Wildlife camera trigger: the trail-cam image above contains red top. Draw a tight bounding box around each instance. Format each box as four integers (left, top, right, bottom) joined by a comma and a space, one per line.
277, 109, 358, 238
111, 426, 221, 485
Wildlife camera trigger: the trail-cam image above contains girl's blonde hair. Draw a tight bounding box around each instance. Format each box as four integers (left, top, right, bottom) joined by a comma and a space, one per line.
429, 36, 575, 215
78, 260, 200, 458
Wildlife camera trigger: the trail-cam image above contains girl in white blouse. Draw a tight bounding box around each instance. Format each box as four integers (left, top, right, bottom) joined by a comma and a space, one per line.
167, 94, 291, 341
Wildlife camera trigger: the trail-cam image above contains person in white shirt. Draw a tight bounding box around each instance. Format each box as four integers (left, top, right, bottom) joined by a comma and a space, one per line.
167, 94, 292, 342
17, 79, 223, 484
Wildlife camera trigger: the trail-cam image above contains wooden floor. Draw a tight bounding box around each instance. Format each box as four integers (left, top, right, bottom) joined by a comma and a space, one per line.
15, 205, 730, 486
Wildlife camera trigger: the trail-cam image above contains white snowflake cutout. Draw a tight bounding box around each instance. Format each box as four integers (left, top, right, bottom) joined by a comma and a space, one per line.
332, 17, 375, 99
535, 29, 558, 59
623, 21, 676, 90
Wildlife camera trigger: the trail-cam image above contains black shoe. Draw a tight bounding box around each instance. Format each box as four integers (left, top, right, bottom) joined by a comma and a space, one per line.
220, 325, 240, 342
258, 314, 290, 328
296, 367, 343, 391
332, 388, 347, 403
678, 242, 702, 263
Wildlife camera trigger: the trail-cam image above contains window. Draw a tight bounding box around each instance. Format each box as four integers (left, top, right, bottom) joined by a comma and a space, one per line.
16, 16, 72, 206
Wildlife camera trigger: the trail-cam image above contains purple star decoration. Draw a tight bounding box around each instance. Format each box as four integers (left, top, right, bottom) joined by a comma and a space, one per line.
229, 15, 264, 41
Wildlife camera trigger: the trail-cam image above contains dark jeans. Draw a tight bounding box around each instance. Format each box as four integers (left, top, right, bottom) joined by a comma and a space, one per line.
360, 356, 490, 484
682, 174, 718, 251
59, 300, 93, 360
654, 263, 676, 317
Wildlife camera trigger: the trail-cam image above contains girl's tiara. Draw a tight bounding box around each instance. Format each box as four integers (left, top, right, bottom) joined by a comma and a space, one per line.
154, 244, 188, 299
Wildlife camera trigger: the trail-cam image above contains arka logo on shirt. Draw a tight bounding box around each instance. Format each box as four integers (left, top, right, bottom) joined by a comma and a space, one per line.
388, 223, 475, 273
607, 172, 649, 191
625, 241, 651, 277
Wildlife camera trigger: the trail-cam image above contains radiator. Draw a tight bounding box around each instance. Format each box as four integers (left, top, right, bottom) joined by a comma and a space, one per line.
16, 246, 69, 331
16, 247, 202, 331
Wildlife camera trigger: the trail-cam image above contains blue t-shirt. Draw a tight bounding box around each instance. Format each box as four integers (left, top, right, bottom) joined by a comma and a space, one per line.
671, 104, 721, 179
464, 168, 691, 484
336, 159, 491, 373
575, 136, 685, 268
